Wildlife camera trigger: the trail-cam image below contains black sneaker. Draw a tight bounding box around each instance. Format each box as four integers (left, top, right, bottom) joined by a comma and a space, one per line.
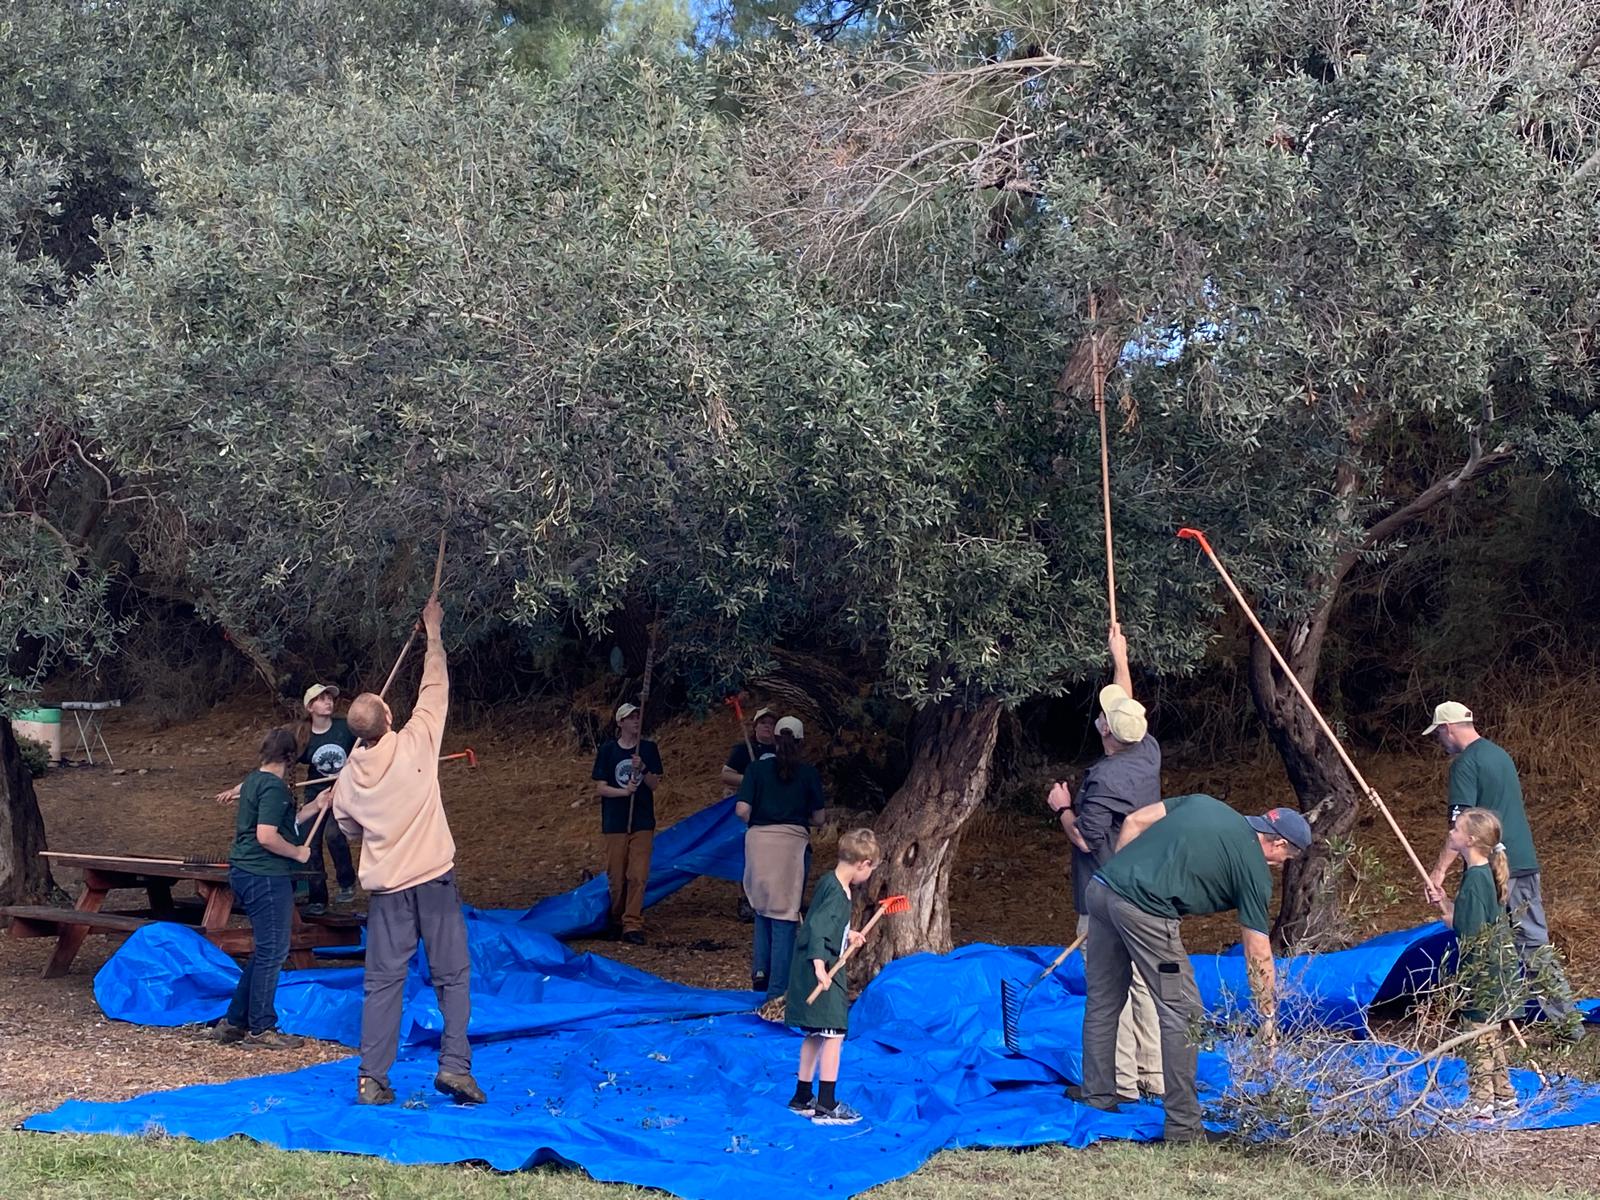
211, 1019, 246, 1044
305, 902, 328, 916
435, 1071, 487, 1104
752, 974, 769, 993
357, 1076, 394, 1105
787, 1096, 816, 1117
243, 1029, 305, 1051
811, 1100, 863, 1126
621, 931, 646, 946
334, 887, 356, 904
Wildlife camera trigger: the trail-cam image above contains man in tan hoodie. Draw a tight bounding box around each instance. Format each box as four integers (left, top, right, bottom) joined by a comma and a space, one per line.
331, 595, 483, 1107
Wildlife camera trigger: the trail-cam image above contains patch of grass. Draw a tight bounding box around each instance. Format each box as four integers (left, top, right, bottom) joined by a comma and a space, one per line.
0, 1129, 1580, 1200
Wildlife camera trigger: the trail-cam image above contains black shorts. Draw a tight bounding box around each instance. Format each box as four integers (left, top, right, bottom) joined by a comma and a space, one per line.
795, 1025, 846, 1039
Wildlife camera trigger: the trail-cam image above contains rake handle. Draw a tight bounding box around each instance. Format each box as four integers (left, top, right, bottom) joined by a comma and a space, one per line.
1032, 933, 1088, 986
726, 694, 755, 763
1176, 528, 1436, 898
378, 528, 448, 701
1089, 291, 1118, 628
806, 904, 891, 1005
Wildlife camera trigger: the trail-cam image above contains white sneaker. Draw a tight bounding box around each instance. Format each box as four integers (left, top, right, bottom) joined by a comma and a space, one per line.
811, 1100, 863, 1126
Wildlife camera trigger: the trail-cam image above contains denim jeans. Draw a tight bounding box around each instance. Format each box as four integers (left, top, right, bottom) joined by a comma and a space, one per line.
752, 914, 798, 999
304, 803, 357, 906
225, 868, 294, 1034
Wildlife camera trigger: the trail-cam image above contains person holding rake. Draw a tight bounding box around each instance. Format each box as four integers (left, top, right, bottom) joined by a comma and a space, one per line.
592, 701, 664, 945
329, 594, 484, 1107
784, 827, 880, 1127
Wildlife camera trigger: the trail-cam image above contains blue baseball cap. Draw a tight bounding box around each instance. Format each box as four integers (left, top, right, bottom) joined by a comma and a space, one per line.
1247, 807, 1313, 851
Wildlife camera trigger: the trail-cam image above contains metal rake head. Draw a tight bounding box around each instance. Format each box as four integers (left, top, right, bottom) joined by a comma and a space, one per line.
999, 978, 1025, 1054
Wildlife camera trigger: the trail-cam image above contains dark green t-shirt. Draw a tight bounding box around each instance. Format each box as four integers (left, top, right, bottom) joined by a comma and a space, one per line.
1451, 863, 1517, 1021
1098, 794, 1273, 934
739, 758, 825, 827
229, 769, 304, 876
1448, 738, 1537, 876
786, 870, 853, 1031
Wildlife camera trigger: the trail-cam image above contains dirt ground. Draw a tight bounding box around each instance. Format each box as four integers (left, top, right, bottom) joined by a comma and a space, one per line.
4, 698, 1599, 1184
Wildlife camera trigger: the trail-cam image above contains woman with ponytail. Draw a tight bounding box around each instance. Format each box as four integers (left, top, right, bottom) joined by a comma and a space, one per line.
736, 716, 826, 999
1440, 807, 1520, 1118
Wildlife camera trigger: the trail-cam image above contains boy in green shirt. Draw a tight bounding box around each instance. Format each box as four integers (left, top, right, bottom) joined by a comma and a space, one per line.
784, 827, 880, 1126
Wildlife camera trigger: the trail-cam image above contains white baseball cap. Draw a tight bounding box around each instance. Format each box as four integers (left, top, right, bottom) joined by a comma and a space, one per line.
775, 716, 804, 740
1097, 684, 1148, 745
1423, 701, 1474, 735
615, 702, 640, 722
302, 683, 340, 709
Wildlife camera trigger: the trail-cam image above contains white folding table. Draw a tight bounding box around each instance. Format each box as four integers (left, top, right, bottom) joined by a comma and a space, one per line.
59, 700, 121, 765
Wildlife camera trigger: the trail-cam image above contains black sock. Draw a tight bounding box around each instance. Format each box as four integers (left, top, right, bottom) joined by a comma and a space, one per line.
791, 1079, 813, 1105
817, 1080, 837, 1109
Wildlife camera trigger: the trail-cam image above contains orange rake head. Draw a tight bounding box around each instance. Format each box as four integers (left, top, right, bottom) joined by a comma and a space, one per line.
724, 692, 750, 721
877, 894, 911, 915
1176, 527, 1213, 555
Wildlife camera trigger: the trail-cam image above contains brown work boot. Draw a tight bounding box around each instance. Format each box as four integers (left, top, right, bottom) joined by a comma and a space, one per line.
435, 1071, 487, 1104
357, 1076, 395, 1105
211, 1019, 246, 1044
242, 1029, 305, 1051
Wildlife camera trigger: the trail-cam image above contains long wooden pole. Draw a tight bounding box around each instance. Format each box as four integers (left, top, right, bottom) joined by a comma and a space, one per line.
1177, 528, 1431, 886
306, 527, 447, 845
1090, 291, 1117, 627
377, 529, 448, 701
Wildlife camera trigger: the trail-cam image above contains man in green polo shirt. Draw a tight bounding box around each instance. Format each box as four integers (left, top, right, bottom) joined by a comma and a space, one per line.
1073, 795, 1310, 1143
1421, 701, 1576, 1025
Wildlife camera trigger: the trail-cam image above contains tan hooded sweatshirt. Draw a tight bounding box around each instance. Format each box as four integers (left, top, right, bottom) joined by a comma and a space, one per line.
331, 639, 454, 893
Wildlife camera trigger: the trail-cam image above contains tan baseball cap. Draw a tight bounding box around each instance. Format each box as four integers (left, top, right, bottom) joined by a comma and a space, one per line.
752, 707, 777, 724
615, 702, 640, 722
1422, 701, 1473, 735
1097, 683, 1148, 745
302, 683, 340, 709
775, 716, 804, 739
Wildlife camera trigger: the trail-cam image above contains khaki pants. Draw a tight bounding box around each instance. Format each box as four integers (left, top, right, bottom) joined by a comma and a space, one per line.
1461, 1018, 1514, 1105
605, 830, 654, 932
1078, 914, 1164, 1097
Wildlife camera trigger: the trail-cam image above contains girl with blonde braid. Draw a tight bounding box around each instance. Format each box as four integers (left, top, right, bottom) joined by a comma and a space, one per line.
1439, 807, 1520, 1118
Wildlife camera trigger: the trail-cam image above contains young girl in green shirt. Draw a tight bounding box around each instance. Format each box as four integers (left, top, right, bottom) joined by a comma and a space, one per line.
1439, 806, 1519, 1118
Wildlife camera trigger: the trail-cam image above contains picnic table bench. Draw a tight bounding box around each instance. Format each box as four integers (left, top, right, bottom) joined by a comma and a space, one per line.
0, 851, 363, 978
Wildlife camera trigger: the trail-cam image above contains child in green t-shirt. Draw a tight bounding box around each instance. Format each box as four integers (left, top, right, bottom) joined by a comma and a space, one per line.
784, 827, 880, 1126
1439, 806, 1519, 1118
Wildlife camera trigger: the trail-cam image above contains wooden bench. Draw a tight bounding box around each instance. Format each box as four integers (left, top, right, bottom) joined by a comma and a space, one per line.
2, 905, 154, 974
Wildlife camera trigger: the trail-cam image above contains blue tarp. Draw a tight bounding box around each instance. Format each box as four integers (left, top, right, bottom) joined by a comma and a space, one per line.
27, 916, 1600, 1199
470, 795, 747, 939
22, 793, 1600, 1197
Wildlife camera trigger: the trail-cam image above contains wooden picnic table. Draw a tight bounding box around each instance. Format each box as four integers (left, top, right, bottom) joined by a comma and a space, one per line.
1, 851, 363, 978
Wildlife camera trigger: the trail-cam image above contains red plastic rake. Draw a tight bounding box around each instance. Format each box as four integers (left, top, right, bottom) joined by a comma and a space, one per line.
805, 893, 910, 1004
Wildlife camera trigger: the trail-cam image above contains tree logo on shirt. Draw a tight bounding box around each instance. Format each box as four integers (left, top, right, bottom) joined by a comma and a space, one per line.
615, 759, 639, 787
311, 744, 348, 777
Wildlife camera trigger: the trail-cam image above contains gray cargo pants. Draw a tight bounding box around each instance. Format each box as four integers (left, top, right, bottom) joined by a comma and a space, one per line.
1081, 878, 1205, 1141
361, 870, 472, 1087
1507, 873, 1576, 1021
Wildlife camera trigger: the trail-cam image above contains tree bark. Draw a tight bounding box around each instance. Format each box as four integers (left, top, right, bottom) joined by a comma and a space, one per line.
1245, 637, 1360, 952
855, 695, 1003, 980
1, 717, 56, 909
